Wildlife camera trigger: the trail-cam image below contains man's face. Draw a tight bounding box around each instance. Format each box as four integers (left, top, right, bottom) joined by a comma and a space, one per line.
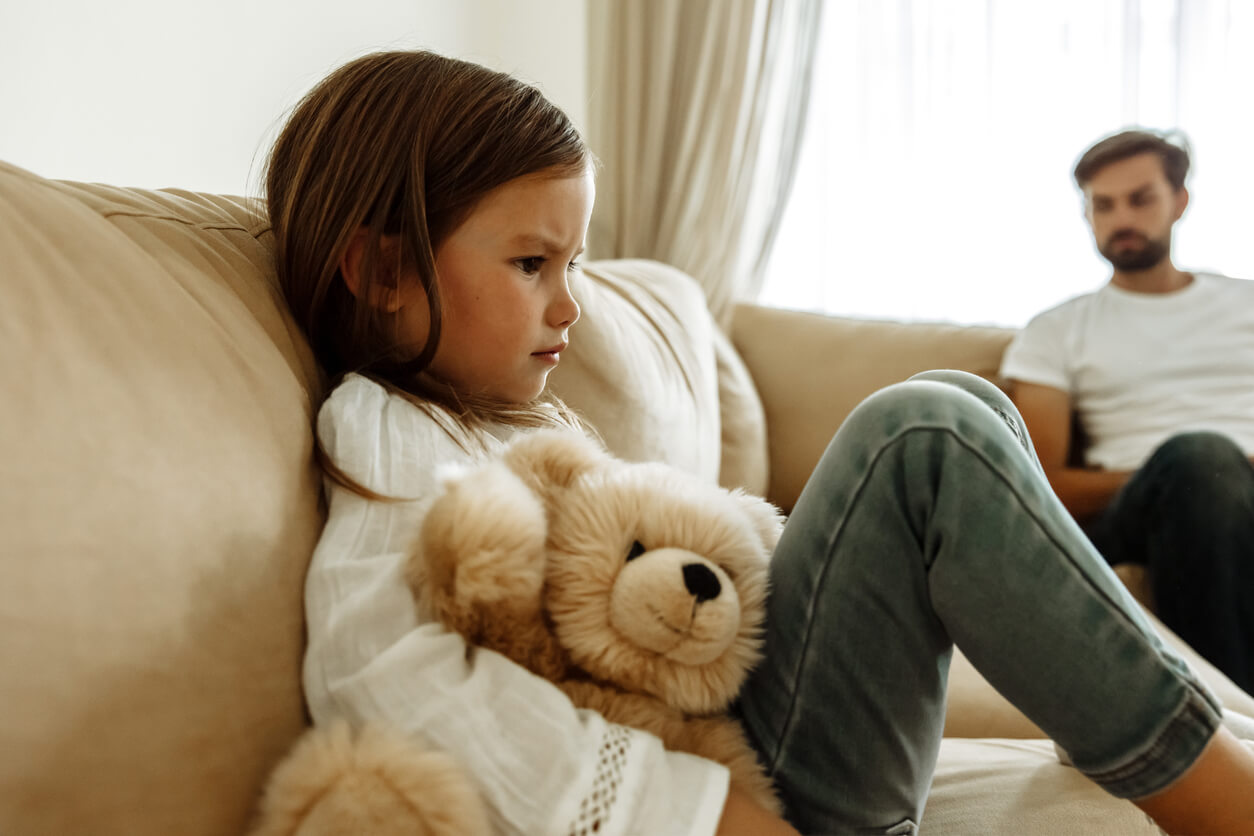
1083, 152, 1188, 272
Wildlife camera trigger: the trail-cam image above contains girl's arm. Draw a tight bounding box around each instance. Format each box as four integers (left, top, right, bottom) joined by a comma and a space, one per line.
303, 375, 734, 836
717, 788, 802, 835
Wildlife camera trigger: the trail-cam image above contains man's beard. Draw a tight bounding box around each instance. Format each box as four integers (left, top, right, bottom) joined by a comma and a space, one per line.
1099, 231, 1170, 272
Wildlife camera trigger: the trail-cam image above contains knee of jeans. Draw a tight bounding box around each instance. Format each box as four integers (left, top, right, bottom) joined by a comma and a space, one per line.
1146, 431, 1251, 487
903, 370, 1033, 456
846, 373, 1019, 450
908, 369, 1008, 404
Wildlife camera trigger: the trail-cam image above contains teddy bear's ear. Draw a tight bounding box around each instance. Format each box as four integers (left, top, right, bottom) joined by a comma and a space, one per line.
731, 490, 787, 557
503, 428, 609, 493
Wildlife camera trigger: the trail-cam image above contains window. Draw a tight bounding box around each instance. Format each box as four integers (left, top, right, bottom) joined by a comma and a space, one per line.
761, 0, 1254, 327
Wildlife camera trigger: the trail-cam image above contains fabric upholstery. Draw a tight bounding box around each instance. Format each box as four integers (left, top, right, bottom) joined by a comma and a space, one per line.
552, 258, 770, 496
924, 739, 1163, 834
0, 161, 323, 836
712, 324, 770, 495
730, 302, 1017, 514
550, 259, 722, 485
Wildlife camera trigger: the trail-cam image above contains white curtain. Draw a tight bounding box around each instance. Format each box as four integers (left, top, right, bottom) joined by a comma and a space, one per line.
760, 0, 1254, 327
587, 0, 823, 326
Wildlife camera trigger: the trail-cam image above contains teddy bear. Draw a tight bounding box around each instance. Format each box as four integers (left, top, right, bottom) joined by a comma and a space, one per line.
250, 428, 784, 836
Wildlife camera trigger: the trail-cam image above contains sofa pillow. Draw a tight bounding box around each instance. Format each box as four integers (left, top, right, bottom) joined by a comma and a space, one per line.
713, 323, 770, 495
0, 161, 322, 836
550, 258, 770, 496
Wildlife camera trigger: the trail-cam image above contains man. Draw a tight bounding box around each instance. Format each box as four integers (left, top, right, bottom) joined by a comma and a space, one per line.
1001, 128, 1254, 694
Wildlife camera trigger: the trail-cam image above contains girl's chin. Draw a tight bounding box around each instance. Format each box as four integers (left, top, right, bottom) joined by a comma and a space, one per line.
495, 375, 549, 405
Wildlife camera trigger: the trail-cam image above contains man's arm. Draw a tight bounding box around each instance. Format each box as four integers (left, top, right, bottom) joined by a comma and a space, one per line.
1008, 380, 1131, 523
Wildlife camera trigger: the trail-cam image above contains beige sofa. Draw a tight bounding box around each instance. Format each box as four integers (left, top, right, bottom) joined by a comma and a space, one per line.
2, 159, 1251, 835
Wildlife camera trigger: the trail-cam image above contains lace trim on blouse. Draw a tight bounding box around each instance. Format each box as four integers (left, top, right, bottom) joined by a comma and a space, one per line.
568, 725, 633, 835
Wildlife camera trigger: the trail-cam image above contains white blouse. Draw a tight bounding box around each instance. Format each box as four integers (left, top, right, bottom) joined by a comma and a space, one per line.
302, 374, 730, 836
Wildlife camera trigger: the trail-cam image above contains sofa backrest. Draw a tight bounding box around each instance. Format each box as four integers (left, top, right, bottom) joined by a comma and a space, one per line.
0, 160, 766, 834
0, 161, 324, 835
732, 303, 1016, 512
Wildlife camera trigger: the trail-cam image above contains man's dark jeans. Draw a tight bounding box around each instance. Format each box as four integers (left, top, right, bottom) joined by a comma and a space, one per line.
1087, 431, 1254, 694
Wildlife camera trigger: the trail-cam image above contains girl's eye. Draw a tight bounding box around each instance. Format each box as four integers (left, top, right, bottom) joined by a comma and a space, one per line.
567, 259, 581, 273
626, 540, 646, 562
517, 257, 544, 275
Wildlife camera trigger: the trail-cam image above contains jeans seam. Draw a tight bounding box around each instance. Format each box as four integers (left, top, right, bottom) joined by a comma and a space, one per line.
766, 422, 914, 775
768, 420, 1220, 791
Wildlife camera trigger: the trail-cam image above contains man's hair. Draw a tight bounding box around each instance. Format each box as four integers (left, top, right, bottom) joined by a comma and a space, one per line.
1073, 129, 1191, 191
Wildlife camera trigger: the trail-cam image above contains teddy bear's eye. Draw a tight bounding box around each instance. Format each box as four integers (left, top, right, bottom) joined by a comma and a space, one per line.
626, 540, 647, 562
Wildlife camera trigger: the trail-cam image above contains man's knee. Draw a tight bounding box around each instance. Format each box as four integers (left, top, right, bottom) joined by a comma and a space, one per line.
1127, 432, 1254, 522
1146, 431, 1251, 484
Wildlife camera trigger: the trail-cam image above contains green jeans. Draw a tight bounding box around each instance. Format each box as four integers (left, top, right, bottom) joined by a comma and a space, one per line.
736, 370, 1222, 835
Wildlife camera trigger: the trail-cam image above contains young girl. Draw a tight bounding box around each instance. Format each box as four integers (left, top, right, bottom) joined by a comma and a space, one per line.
265, 50, 1254, 835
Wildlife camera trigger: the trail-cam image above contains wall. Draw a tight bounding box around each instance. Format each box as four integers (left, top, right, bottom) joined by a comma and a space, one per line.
0, 0, 588, 194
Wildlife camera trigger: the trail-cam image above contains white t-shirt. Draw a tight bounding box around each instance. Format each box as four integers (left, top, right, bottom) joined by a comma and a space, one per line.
1000, 273, 1254, 471
302, 373, 729, 836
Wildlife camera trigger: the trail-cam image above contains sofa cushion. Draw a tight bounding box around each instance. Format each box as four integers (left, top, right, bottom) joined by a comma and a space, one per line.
924, 738, 1165, 834
0, 161, 322, 836
550, 258, 770, 496
731, 303, 1016, 512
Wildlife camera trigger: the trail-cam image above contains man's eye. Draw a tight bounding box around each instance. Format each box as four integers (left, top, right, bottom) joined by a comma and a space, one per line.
517, 257, 544, 274
626, 540, 646, 561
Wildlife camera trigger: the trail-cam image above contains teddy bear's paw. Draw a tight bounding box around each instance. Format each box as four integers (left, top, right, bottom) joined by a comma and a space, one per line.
249, 721, 491, 836
500, 428, 607, 496
419, 461, 549, 608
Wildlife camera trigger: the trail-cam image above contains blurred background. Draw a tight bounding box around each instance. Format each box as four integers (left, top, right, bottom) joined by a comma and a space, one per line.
3, 0, 1249, 327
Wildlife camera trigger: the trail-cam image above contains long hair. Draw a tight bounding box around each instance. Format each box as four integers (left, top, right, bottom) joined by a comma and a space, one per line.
264, 51, 593, 491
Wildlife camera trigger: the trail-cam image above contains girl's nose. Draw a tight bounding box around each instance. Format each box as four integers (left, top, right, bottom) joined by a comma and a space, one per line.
550, 277, 581, 328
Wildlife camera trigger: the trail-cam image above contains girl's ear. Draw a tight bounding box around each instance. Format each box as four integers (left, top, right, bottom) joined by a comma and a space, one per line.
340, 228, 404, 313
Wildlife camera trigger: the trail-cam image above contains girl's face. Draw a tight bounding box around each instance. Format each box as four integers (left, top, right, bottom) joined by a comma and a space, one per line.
397, 169, 593, 403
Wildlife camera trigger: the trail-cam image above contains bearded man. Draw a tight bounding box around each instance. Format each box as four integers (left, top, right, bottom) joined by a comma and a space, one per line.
1001, 129, 1254, 694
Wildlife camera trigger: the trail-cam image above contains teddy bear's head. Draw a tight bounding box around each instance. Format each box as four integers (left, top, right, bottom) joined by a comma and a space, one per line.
417, 429, 784, 716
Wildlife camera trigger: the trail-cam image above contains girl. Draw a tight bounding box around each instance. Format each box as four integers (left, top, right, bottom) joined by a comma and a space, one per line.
265, 50, 1254, 835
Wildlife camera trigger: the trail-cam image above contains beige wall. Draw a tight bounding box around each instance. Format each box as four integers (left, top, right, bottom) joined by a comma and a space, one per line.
0, 0, 588, 194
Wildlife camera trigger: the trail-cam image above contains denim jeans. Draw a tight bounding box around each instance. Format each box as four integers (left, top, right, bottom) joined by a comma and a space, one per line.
735, 370, 1222, 835
1087, 431, 1254, 694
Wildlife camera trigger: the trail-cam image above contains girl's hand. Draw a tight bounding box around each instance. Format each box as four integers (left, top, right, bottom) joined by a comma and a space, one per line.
715, 787, 801, 836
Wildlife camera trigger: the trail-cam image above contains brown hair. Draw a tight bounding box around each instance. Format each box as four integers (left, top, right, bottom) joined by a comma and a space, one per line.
1073, 128, 1191, 191
264, 50, 593, 492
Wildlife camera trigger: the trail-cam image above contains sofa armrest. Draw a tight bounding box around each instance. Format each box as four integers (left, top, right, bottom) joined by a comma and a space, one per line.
730, 303, 1015, 513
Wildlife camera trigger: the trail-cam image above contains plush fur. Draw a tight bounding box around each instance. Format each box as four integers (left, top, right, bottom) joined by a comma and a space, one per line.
249, 720, 492, 836
250, 429, 784, 834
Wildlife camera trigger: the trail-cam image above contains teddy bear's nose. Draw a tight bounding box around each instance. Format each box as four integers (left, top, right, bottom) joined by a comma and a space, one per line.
682, 563, 722, 603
